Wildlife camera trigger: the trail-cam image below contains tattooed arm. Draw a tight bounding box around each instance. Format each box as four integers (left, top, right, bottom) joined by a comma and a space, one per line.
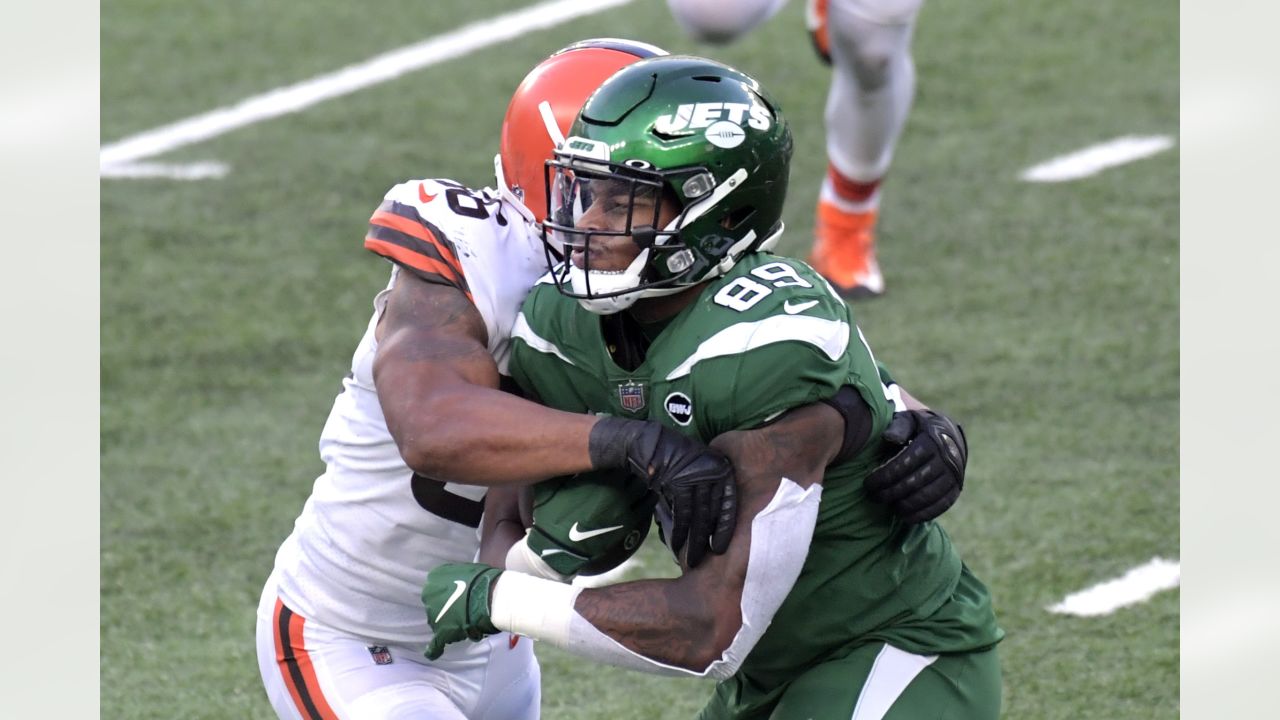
377, 272, 741, 561
481, 400, 845, 674
373, 272, 600, 485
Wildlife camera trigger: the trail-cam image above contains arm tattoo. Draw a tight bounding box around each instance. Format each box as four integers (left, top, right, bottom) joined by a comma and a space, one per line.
383, 278, 491, 365
576, 577, 721, 669
572, 403, 840, 670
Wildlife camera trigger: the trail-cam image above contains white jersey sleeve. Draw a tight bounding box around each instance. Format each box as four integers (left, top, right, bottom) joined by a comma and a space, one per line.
364, 178, 547, 373
272, 178, 548, 648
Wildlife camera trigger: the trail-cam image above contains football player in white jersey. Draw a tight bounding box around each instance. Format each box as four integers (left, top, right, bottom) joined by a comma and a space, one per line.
254, 39, 723, 720
666, 0, 924, 298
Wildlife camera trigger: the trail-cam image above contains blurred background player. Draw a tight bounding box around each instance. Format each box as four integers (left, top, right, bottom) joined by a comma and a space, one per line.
666, 0, 923, 298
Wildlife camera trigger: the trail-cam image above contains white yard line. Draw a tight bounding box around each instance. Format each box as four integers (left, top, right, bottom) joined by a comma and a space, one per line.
100, 161, 229, 180
100, 0, 634, 174
1048, 557, 1180, 617
1019, 135, 1175, 183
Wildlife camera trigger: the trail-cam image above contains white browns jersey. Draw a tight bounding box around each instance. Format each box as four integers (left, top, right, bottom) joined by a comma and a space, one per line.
271, 178, 546, 647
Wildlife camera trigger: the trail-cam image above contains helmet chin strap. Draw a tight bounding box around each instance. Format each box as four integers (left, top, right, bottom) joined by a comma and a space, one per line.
493, 153, 538, 225
570, 248, 651, 315
571, 267, 691, 314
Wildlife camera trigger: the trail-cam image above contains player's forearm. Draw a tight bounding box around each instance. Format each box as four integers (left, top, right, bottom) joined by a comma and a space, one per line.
479, 485, 527, 566
489, 571, 730, 677
897, 384, 927, 411
565, 407, 837, 672
488, 475, 823, 678
390, 382, 599, 486
574, 576, 733, 671
877, 362, 927, 411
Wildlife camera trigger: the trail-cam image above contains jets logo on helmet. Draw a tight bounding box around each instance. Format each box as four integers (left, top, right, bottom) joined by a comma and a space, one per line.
705, 121, 746, 148
541, 56, 794, 314
653, 102, 772, 134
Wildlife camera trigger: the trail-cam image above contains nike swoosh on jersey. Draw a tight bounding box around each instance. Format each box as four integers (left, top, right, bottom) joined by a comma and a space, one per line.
433, 580, 467, 624
783, 299, 820, 315
418, 183, 437, 203
567, 522, 624, 542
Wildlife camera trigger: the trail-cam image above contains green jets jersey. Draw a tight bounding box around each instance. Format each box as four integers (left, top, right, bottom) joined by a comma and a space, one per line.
509, 253, 1002, 710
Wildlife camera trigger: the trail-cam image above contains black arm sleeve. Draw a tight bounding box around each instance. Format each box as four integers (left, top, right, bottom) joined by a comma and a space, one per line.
819, 385, 875, 466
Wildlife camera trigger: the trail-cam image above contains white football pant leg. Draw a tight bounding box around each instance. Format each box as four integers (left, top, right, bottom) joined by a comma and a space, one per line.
473, 634, 541, 720
666, 0, 790, 44
255, 571, 539, 719
824, 0, 923, 183
256, 585, 305, 719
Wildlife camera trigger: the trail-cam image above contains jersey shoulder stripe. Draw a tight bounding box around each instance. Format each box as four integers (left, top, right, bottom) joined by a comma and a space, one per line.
665, 314, 850, 380
365, 199, 472, 301
512, 312, 578, 367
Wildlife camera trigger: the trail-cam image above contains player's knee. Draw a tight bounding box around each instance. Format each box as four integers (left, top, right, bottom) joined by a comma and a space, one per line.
666, 0, 788, 44
848, 48, 895, 89
829, 5, 916, 90
832, 27, 903, 90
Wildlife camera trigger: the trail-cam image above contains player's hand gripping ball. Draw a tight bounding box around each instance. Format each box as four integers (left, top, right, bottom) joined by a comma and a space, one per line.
422, 563, 502, 660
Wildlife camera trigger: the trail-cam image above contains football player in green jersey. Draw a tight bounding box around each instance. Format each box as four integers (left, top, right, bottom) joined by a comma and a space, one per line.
424, 55, 1001, 718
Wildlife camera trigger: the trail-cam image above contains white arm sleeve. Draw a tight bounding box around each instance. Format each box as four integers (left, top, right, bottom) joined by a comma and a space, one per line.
489, 478, 822, 680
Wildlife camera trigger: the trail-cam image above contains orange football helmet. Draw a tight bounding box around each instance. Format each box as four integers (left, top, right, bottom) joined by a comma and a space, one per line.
495, 38, 666, 224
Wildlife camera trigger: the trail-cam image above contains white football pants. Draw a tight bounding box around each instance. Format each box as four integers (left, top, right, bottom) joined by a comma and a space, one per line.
256, 571, 540, 719
825, 0, 923, 184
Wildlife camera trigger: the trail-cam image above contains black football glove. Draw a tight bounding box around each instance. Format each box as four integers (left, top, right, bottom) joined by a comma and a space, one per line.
589, 417, 737, 567
863, 410, 967, 524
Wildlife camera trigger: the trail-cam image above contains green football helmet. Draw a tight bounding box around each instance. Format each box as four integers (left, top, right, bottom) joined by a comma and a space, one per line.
542, 55, 794, 314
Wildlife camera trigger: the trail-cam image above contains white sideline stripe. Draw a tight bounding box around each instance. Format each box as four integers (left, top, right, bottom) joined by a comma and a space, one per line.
1048, 557, 1180, 617
99, 0, 635, 168
100, 161, 230, 180
1019, 135, 1175, 182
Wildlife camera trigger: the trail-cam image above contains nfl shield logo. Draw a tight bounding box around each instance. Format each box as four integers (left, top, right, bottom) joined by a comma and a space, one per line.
368, 645, 393, 665
618, 381, 646, 413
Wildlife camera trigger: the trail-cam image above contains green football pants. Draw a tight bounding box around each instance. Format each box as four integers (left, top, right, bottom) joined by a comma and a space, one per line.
701, 642, 1001, 720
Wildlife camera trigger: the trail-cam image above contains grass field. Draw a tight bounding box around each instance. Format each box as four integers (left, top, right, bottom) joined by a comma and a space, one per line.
101, 0, 1178, 717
